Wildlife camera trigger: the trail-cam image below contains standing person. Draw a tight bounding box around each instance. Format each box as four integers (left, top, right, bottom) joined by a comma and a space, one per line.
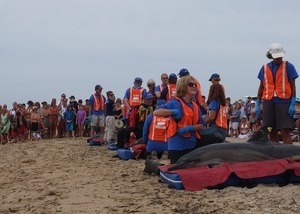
89, 85, 106, 136
230, 102, 241, 137
256, 43, 298, 144
160, 73, 177, 102
225, 97, 233, 136
64, 105, 76, 138
104, 91, 116, 143
0, 105, 11, 144
248, 100, 258, 129
30, 106, 42, 140
123, 77, 147, 126
155, 73, 169, 99
178, 68, 203, 107
198, 83, 228, 146
146, 79, 157, 106
48, 98, 59, 139
83, 99, 90, 137
76, 104, 86, 138
153, 75, 205, 164
69, 96, 78, 137
57, 98, 68, 138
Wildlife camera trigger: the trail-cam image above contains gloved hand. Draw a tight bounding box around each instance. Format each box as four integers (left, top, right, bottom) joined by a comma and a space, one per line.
170, 109, 181, 120
255, 99, 261, 118
177, 126, 195, 135
288, 97, 296, 117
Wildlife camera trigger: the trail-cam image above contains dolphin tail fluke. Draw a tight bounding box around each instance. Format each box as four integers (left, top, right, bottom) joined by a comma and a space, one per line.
247, 126, 269, 143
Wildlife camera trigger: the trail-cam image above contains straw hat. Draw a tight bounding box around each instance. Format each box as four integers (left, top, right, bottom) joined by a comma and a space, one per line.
115, 119, 124, 128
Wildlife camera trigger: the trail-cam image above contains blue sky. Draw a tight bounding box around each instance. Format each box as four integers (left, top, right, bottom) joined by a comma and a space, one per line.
1, 0, 300, 108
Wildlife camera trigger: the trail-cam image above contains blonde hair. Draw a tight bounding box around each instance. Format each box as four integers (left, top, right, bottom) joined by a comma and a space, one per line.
176, 75, 196, 98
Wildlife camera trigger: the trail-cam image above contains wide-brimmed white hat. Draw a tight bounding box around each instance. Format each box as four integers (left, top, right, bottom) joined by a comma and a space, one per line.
115, 119, 124, 128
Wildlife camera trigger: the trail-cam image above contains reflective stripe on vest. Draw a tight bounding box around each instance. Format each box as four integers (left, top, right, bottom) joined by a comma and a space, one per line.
166, 84, 177, 101
93, 94, 104, 111
148, 115, 169, 142
215, 104, 228, 129
167, 98, 201, 139
129, 87, 143, 107
262, 61, 291, 100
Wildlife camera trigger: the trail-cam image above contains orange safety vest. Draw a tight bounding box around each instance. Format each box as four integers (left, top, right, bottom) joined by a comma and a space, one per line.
129, 87, 143, 107
148, 115, 169, 142
195, 79, 203, 106
262, 61, 292, 100
93, 94, 105, 111
166, 84, 177, 101
167, 98, 201, 139
215, 104, 228, 129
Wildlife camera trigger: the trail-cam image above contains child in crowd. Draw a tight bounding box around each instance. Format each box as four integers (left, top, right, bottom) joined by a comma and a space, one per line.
8, 123, 18, 143
76, 105, 86, 137
16, 112, 28, 142
30, 106, 42, 140
64, 105, 76, 138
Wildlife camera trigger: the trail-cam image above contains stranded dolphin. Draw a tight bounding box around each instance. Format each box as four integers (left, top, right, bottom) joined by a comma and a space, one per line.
167, 127, 300, 171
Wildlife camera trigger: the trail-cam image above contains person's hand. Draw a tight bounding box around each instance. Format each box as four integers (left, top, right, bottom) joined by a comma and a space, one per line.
288, 97, 296, 117
171, 109, 181, 120
177, 126, 195, 135
255, 99, 261, 118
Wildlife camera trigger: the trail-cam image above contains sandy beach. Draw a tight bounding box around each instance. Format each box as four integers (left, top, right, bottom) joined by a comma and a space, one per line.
1, 137, 300, 214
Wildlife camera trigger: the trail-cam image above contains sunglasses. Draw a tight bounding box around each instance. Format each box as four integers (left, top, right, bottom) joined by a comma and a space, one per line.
162, 77, 168, 80
187, 82, 196, 88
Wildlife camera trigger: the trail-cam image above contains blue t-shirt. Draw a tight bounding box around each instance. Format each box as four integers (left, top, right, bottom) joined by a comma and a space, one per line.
159, 98, 205, 151
207, 100, 220, 127
257, 61, 298, 103
231, 109, 241, 122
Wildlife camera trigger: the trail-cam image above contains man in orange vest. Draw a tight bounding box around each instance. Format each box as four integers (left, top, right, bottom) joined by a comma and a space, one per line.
89, 85, 106, 136
256, 43, 298, 144
160, 73, 177, 101
155, 73, 169, 99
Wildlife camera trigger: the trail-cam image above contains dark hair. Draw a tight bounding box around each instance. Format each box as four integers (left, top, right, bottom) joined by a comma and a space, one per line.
207, 84, 226, 106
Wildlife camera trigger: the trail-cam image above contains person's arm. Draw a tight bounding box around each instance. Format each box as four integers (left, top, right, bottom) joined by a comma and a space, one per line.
205, 109, 217, 124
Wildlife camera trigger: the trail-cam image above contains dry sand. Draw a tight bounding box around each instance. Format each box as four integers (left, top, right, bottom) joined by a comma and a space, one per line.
1, 137, 300, 214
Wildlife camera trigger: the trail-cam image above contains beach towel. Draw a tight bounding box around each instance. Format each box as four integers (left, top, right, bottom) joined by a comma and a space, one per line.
159, 159, 300, 191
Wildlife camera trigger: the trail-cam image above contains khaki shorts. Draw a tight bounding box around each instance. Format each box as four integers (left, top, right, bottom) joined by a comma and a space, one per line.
91, 115, 105, 127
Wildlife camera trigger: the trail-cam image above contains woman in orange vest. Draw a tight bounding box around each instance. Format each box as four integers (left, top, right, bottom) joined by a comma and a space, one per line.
256, 43, 298, 144
153, 75, 206, 164
197, 83, 228, 147
143, 100, 169, 160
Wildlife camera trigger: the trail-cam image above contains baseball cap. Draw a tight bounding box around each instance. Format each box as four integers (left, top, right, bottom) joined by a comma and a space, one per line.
134, 77, 143, 82
250, 100, 256, 104
95, 85, 103, 90
178, 68, 190, 77
268, 43, 285, 59
209, 73, 220, 81
169, 73, 177, 80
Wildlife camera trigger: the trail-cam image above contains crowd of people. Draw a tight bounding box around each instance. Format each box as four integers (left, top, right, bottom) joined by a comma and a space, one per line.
0, 43, 299, 164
